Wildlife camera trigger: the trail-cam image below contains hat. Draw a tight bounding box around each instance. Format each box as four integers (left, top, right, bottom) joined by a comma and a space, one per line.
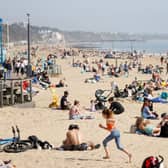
64, 91, 69, 95
161, 113, 168, 118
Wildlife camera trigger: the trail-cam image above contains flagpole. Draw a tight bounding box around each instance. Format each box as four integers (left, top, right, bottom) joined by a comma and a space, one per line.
7, 21, 9, 50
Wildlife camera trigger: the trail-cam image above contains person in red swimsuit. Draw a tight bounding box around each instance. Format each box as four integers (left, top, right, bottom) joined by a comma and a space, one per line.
99, 109, 132, 162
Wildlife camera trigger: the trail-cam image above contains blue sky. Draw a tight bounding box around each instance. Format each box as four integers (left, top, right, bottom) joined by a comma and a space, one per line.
0, 0, 168, 33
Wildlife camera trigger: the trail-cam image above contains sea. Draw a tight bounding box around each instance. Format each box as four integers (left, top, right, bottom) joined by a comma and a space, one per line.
72, 40, 168, 54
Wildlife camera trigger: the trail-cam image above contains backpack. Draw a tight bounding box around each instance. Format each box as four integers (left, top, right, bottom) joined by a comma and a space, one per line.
142, 155, 164, 168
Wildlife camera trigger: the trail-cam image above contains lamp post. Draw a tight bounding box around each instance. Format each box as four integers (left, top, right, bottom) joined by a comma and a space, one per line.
0, 18, 3, 64
26, 13, 32, 101
27, 13, 31, 77
115, 52, 118, 68
6, 21, 9, 50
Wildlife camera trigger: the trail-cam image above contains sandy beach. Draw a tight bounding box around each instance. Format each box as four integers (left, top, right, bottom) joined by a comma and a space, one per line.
0, 53, 168, 168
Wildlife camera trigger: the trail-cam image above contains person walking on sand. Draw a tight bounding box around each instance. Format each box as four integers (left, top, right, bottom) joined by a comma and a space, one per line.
160, 56, 164, 66
99, 109, 132, 162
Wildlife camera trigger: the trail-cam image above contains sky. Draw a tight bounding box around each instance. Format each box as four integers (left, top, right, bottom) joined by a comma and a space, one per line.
0, 0, 168, 33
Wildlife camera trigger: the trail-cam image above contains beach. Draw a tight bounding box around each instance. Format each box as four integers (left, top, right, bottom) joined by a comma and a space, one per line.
0, 52, 168, 168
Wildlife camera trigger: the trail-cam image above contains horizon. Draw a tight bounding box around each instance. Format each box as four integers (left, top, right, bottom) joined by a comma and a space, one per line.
1, 0, 168, 34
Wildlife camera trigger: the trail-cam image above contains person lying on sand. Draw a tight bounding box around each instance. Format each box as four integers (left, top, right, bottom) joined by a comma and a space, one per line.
56, 78, 68, 88
145, 89, 168, 103
56, 124, 100, 151
135, 116, 168, 137
135, 117, 161, 136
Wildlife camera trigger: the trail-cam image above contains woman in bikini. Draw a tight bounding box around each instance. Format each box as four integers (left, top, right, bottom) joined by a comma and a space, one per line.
69, 100, 94, 120
135, 117, 161, 136
69, 100, 83, 120
99, 109, 132, 162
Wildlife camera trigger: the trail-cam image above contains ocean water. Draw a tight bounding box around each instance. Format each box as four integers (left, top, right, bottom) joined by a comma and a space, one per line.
75, 40, 168, 54
100, 40, 168, 53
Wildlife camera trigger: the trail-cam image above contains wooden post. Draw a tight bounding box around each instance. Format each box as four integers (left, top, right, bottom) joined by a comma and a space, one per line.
20, 80, 24, 103
0, 80, 3, 107
59, 65, 62, 74
11, 80, 14, 105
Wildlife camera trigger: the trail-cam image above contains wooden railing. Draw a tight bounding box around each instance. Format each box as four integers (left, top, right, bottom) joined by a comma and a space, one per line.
47, 64, 62, 76
0, 78, 32, 107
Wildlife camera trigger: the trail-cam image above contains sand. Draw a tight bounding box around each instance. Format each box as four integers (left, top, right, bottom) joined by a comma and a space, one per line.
0, 54, 168, 168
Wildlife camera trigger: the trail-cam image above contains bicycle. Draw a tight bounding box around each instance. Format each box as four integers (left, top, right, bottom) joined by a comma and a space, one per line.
1, 126, 32, 153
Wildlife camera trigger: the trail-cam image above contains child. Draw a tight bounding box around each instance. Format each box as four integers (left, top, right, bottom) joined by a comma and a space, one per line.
90, 100, 96, 112
48, 85, 59, 108
99, 109, 132, 162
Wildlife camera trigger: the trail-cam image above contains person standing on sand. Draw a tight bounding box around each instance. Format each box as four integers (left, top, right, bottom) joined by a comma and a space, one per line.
124, 61, 129, 77
99, 109, 132, 162
160, 56, 164, 66
166, 61, 168, 75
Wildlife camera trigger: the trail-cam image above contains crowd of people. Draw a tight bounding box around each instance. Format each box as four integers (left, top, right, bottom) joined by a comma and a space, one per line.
1, 48, 168, 167
73, 57, 140, 83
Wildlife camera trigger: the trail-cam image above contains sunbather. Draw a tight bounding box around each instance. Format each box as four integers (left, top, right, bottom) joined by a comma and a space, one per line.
135, 116, 168, 137
135, 117, 161, 136
56, 78, 68, 88
69, 100, 94, 120
141, 99, 158, 119
57, 124, 100, 151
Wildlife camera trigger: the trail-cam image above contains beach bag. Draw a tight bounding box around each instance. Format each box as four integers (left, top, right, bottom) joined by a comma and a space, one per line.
114, 90, 121, 98
28, 135, 53, 149
95, 102, 105, 110
160, 122, 168, 137
75, 143, 88, 151
130, 125, 137, 133
142, 155, 164, 168
109, 101, 125, 115
38, 141, 53, 149
160, 92, 168, 100
121, 91, 128, 98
